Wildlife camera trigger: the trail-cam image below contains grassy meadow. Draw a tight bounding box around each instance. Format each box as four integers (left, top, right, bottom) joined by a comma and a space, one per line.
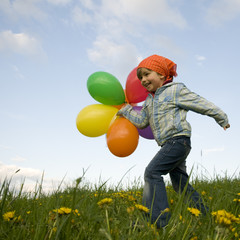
0, 174, 239, 240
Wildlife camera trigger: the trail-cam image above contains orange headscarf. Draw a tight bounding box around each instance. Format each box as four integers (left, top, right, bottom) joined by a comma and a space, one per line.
137, 54, 177, 82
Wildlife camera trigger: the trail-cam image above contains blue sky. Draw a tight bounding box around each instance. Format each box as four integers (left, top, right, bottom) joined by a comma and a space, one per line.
0, 0, 239, 191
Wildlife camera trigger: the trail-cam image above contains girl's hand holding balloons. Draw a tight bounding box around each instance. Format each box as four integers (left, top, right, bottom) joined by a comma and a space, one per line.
76, 67, 154, 157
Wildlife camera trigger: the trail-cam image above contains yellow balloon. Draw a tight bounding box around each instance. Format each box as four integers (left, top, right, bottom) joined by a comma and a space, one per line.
76, 104, 118, 137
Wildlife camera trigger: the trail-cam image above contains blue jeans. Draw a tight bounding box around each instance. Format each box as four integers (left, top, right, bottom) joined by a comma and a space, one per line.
142, 136, 208, 228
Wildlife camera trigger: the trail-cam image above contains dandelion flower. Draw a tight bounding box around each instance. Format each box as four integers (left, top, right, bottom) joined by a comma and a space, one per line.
3, 211, 15, 221
3, 211, 22, 223
127, 206, 135, 214
53, 207, 72, 215
201, 191, 206, 196
97, 198, 113, 206
190, 237, 198, 240
74, 209, 80, 216
187, 207, 201, 217
162, 208, 170, 213
211, 209, 239, 226
135, 204, 150, 213
127, 195, 136, 202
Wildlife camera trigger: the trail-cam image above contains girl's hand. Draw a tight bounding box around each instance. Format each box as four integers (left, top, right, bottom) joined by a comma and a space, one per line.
224, 124, 230, 130
116, 103, 128, 116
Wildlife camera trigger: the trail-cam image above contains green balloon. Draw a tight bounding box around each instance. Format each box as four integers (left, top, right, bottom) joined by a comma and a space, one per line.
87, 71, 125, 105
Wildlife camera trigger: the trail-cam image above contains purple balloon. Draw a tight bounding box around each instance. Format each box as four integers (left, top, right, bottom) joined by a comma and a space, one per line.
133, 106, 154, 140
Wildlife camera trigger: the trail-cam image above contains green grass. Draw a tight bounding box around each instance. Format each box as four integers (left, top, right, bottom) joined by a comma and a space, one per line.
0, 174, 239, 240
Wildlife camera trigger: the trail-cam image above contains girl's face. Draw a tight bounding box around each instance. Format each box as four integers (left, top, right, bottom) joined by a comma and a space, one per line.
138, 68, 165, 92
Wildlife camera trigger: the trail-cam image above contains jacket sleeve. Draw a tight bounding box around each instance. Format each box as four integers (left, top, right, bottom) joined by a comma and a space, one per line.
177, 84, 229, 128
117, 103, 149, 129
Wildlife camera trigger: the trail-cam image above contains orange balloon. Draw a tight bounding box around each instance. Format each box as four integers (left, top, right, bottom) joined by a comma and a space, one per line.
112, 103, 126, 110
107, 118, 139, 157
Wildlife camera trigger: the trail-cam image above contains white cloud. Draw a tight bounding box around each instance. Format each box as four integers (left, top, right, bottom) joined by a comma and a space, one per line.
47, 0, 72, 5
72, 6, 92, 24
101, 0, 187, 29
0, 161, 42, 181
195, 54, 206, 66
81, 0, 95, 10
79, 0, 186, 74
205, 0, 240, 26
0, 30, 45, 57
87, 36, 139, 80
195, 55, 206, 61
0, 0, 47, 21
0, 161, 68, 193
73, 0, 187, 35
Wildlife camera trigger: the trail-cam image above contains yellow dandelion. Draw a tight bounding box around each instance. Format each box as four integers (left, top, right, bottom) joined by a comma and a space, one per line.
3, 211, 15, 221
136, 191, 142, 197
135, 204, 150, 213
127, 195, 136, 202
127, 206, 135, 214
53, 207, 72, 215
190, 237, 198, 240
3, 211, 22, 223
74, 209, 80, 216
162, 208, 170, 213
209, 196, 213, 200
211, 209, 239, 226
26, 211, 31, 214
201, 191, 206, 196
97, 198, 113, 206
237, 193, 240, 196
170, 199, 174, 204
187, 207, 201, 217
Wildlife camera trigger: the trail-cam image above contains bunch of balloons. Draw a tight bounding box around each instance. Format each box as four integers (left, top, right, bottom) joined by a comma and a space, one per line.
76, 68, 154, 157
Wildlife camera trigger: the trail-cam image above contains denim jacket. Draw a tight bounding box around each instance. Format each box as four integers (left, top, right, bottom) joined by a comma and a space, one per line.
118, 82, 229, 146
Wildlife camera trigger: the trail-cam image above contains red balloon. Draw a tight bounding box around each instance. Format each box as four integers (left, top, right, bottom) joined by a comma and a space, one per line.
106, 117, 139, 157
125, 67, 149, 103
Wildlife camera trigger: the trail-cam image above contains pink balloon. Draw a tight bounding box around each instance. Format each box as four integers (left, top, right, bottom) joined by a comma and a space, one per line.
125, 67, 148, 103
133, 106, 154, 140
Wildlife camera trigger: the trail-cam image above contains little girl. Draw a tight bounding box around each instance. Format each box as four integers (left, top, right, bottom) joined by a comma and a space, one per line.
117, 54, 230, 228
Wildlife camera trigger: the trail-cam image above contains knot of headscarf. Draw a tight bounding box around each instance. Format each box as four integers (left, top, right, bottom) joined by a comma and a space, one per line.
137, 54, 177, 82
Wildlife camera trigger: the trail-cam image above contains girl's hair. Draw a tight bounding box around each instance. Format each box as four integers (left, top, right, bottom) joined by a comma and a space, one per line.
136, 68, 152, 80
